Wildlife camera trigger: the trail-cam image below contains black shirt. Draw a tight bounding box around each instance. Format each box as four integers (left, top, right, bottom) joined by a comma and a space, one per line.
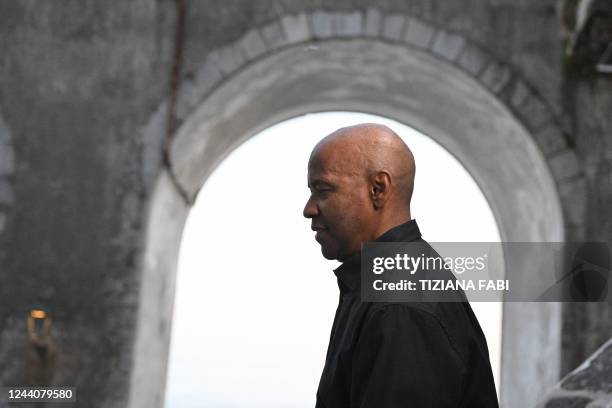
315, 220, 499, 408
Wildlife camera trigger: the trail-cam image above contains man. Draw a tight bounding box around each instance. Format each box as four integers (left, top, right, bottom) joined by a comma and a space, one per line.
303, 123, 498, 407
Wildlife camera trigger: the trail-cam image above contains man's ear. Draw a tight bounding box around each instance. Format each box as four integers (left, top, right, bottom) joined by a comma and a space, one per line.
370, 171, 392, 209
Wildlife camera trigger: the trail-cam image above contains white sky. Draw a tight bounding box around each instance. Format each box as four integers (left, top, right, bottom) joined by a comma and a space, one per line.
165, 112, 502, 408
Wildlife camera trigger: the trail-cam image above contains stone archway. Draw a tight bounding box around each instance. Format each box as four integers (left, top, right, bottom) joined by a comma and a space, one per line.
132, 11, 582, 408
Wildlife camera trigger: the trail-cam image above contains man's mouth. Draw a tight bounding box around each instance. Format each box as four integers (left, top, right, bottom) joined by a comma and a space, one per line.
312, 226, 328, 242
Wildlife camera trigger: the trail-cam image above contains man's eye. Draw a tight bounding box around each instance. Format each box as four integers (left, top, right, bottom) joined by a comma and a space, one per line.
309, 184, 333, 195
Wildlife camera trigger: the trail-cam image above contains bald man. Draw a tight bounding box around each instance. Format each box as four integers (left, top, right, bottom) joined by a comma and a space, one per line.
304, 124, 498, 407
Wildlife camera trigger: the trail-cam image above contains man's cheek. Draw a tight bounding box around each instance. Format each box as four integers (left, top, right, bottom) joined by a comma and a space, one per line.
328, 218, 359, 257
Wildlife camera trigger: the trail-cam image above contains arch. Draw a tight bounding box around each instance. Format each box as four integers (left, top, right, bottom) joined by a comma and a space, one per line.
132, 10, 585, 408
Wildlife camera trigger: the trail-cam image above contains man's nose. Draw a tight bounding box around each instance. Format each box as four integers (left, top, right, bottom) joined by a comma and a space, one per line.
303, 196, 318, 219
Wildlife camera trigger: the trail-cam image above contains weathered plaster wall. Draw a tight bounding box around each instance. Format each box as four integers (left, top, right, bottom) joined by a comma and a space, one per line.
560, 0, 612, 380
538, 338, 612, 407
0, 0, 610, 407
562, 74, 612, 380
0, 1, 174, 406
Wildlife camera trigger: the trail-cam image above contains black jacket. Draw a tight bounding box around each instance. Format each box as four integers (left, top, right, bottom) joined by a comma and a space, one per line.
315, 219, 499, 408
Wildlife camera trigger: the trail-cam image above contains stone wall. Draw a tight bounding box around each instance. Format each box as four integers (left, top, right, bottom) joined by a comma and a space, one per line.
561, 0, 612, 375
538, 338, 612, 407
0, 0, 610, 406
0, 1, 174, 406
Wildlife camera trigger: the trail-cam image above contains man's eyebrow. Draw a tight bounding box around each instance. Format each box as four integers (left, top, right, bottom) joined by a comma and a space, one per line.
308, 178, 335, 188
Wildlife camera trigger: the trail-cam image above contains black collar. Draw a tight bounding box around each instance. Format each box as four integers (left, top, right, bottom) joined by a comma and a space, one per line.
333, 219, 422, 293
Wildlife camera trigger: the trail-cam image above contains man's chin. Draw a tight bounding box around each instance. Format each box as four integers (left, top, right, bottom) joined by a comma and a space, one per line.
320, 245, 339, 261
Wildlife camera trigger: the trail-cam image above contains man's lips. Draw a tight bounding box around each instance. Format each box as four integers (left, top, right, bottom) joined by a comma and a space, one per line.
312, 226, 328, 242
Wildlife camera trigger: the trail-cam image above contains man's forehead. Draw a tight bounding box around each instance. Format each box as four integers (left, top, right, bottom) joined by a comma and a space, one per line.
307, 159, 337, 182
308, 146, 343, 174
308, 149, 362, 184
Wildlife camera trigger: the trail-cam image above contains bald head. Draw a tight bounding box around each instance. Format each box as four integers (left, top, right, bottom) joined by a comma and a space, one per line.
304, 123, 416, 261
310, 123, 416, 209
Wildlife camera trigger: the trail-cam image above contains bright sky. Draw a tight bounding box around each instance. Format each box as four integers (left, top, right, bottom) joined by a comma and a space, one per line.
165, 112, 502, 408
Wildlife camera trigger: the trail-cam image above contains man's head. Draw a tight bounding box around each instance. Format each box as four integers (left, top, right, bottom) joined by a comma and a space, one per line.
303, 123, 416, 261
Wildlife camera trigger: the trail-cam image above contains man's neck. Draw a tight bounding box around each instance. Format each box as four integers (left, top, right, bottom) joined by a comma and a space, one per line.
374, 212, 411, 240
337, 211, 412, 263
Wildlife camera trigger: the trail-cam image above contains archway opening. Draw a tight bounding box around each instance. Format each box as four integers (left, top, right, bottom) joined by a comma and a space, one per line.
164, 111, 502, 407
132, 38, 565, 408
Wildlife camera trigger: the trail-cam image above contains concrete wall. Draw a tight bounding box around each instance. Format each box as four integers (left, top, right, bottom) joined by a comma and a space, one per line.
0, 114, 14, 264
0, 0, 610, 407
538, 338, 612, 407
0, 1, 174, 406
561, 0, 612, 376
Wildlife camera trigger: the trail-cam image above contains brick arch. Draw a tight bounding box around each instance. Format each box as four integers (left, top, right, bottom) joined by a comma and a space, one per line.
133, 9, 585, 408
157, 9, 584, 238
